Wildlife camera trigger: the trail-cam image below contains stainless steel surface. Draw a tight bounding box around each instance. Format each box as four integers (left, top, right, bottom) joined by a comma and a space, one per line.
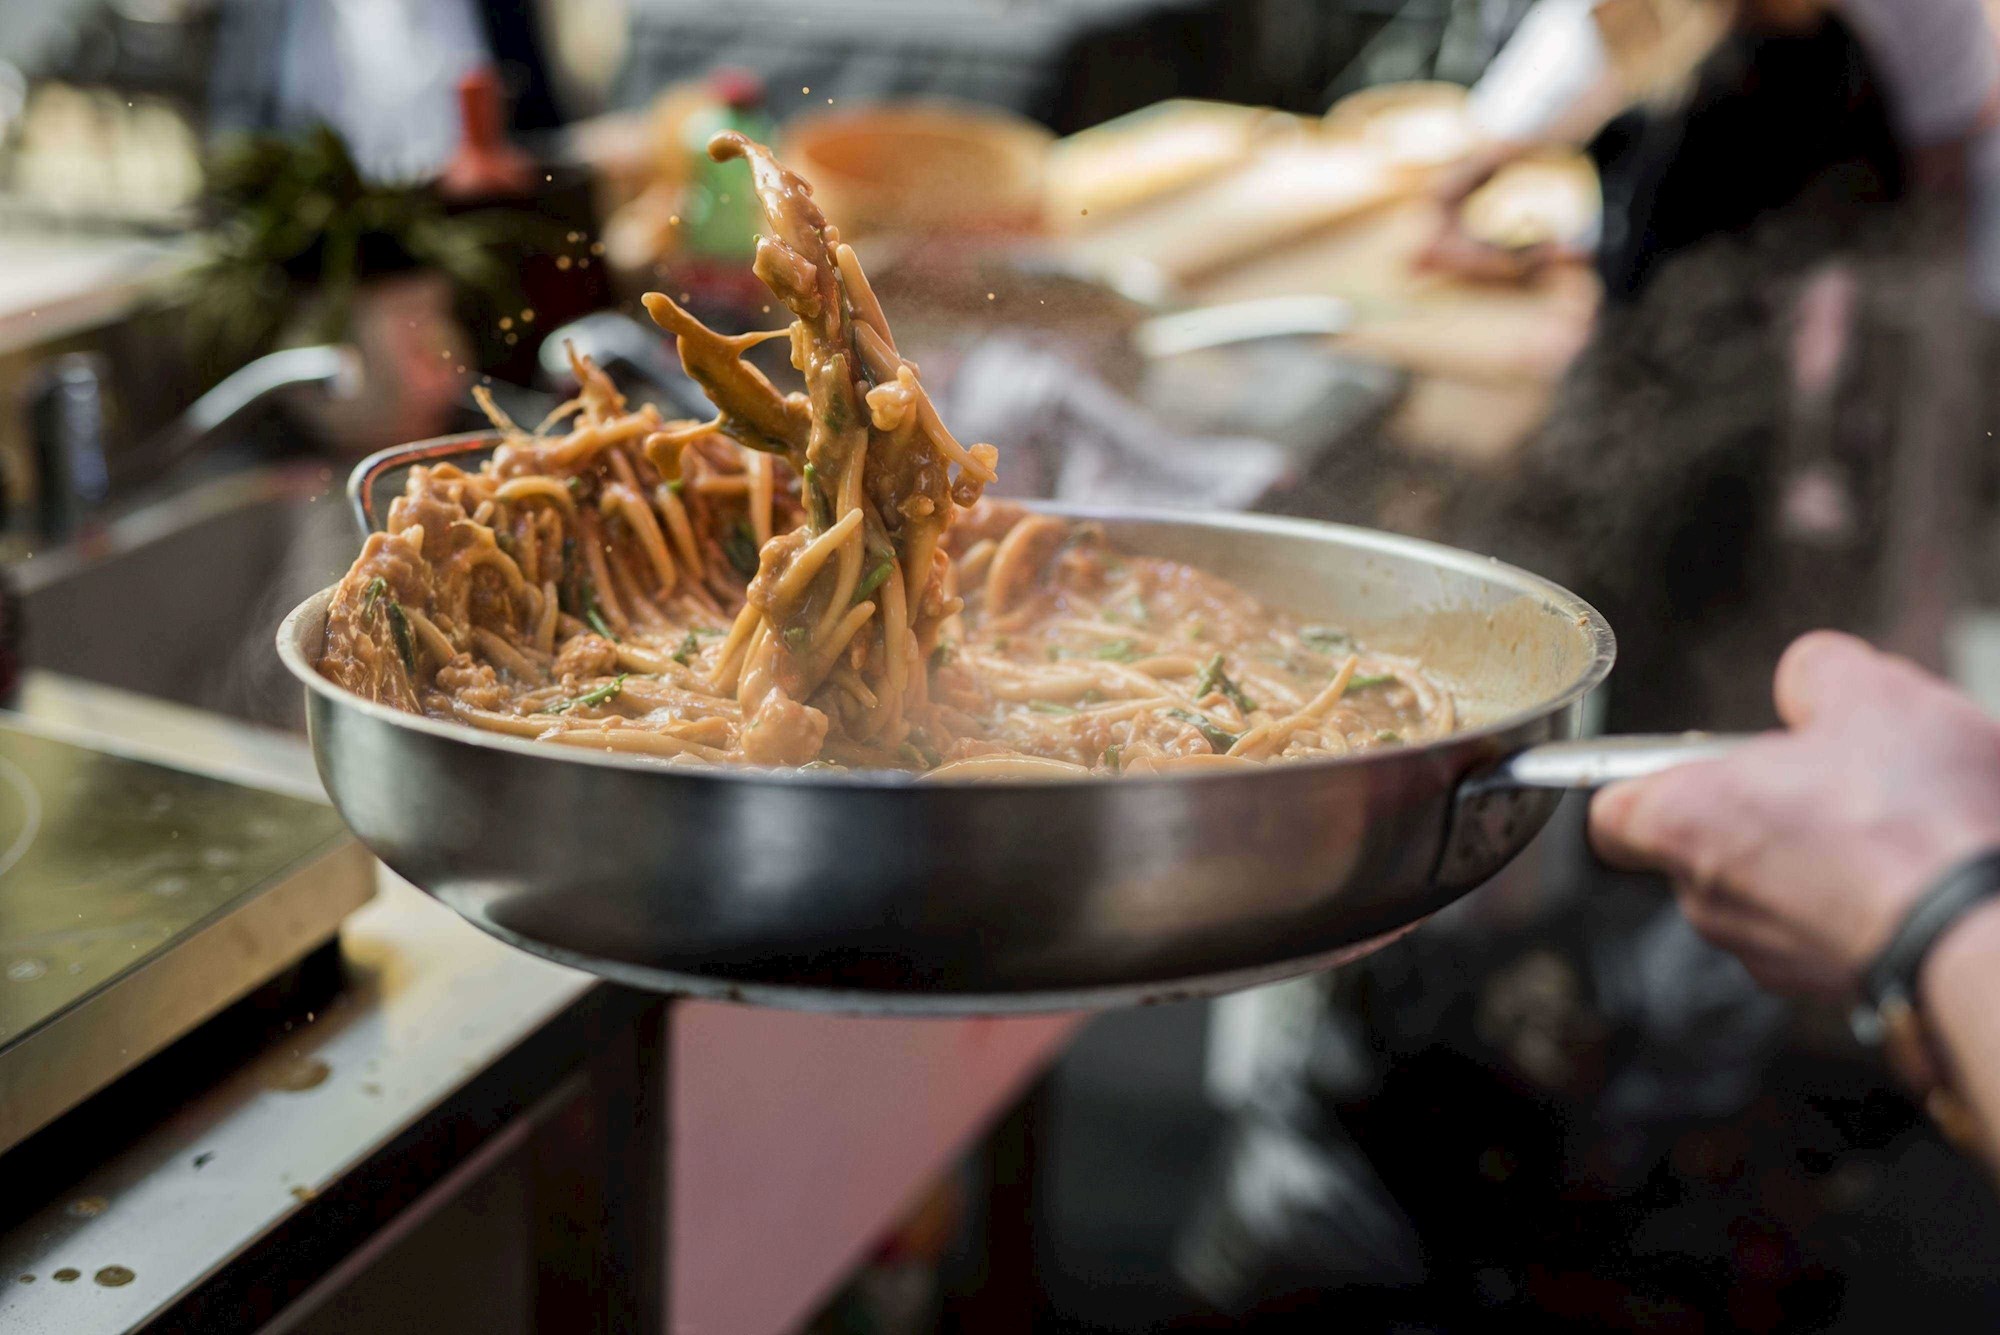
1133, 295, 1354, 359
20, 344, 359, 541
0, 678, 600, 1335
284, 445, 1635, 1011
1484, 733, 1749, 789
19, 464, 357, 733
0, 715, 374, 1153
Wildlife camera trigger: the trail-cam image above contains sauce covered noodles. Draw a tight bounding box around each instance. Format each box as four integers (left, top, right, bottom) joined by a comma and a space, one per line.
318, 133, 1455, 777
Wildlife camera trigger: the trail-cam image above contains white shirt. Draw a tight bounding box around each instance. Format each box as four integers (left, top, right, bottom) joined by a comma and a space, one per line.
275, 0, 491, 182
1468, 0, 2000, 305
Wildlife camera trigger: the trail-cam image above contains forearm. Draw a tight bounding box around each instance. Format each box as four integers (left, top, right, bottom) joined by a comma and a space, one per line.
1467, 0, 1629, 147
1920, 899, 2000, 1160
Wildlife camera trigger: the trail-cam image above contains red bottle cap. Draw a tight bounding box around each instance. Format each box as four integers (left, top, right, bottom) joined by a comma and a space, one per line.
708, 67, 765, 111
441, 65, 534, 199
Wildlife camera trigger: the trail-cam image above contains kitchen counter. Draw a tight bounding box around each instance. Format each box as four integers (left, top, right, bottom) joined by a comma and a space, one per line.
0, 234, 194, 358
0, 673, 1079, 1334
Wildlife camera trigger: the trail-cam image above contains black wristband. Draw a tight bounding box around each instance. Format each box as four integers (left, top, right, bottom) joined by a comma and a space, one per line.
1861, 847, 2000, 1014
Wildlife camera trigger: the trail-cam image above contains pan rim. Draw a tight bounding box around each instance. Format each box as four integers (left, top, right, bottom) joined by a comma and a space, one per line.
278, 502, 1615, 792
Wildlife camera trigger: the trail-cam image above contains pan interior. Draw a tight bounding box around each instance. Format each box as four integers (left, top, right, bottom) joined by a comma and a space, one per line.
1085, 512, 1609, 730
334, 443, 1610, 748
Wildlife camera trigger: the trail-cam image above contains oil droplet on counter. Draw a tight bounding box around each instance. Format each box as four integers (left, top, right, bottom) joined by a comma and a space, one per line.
289, 1185, 315, 1203
94, 1267, 134, 1288
17, 1274, 33, 1284
52, 1269, 79, 1283
6, 958, 47, 982
266, 1057, 331, 1093
66, 1196, 108, 1218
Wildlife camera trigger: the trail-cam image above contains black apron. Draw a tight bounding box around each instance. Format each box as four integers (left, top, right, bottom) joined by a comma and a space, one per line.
1591, 11, 1906, 303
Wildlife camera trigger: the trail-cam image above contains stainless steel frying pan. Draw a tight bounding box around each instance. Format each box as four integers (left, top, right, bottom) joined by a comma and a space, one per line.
277, 433, 1738, 1014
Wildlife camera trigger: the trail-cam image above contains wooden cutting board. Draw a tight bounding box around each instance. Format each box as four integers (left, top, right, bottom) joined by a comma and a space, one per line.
1059, 136, 1407, 287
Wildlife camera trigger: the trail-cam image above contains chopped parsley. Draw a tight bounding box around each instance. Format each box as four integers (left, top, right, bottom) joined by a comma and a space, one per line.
852, 558, 895, 604
1194, 653, 1258, 714
385, 601, 416, 672
722, 521, 760, 578
1165, 707, 1239, 752
544, 674, 628, 715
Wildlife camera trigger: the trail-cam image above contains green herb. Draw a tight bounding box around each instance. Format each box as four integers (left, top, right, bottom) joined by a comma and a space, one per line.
993, 635, 1011, 652
1029, 700, 1076, 716
182, 124, 525, 372
931, 641, 956, 667
384, 601, 416, 673
1046, 645, 1066, 662
544, 674, 628, 715
362, 576, 389, 618
801, 463, 828, 528
1185, 619, 1207, 641
1165, 707, 1239, 752
1092, 639, 1137, 662
782, 625, 811, 655
852, 558, 894, 604
671, 630, 702, 666
1348, 673, 1396, 690
1081, 688, 1104, 704
1376, 730, 1402, 743
566, 476, 582, 493
581, 586, 619, 642
1102, 743, 1123, 771
1301, 626, 1350, 651
666, 477, 685, 494
723, 521, 760, 578
898, 736, 943, 768
1194, 653, 1259, 714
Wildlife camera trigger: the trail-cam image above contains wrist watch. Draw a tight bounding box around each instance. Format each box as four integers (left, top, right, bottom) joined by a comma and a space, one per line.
1851, 848, 2000, 1162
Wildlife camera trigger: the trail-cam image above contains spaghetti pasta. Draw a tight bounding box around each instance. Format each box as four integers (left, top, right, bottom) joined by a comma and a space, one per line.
315, 134, 1454, 773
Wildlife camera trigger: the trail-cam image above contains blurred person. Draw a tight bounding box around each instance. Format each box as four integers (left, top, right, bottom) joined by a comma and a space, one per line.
208, 0, 564, 181
1592, 630, 2000, 1156
1431, 0, 1997, 304
1176, 0, 2000, 1326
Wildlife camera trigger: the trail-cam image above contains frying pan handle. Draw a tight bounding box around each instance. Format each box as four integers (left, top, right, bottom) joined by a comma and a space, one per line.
1435, 733, 1751, 891
1480, 733, 1750, 791
346, 432, 503, 537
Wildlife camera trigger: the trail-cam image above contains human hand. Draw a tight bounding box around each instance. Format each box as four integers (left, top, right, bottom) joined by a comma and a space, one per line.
1589, 632, 2000, 998
1413, 141, 1567, 282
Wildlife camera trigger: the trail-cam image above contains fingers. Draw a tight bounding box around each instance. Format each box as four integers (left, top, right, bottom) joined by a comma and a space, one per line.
1589, 741, 1782, 877
1771, 630, 1881, 728
1589, 761, 1724, 876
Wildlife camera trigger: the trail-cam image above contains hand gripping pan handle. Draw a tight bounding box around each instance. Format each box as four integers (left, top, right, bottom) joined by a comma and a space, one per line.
1436, 732, 1750, 890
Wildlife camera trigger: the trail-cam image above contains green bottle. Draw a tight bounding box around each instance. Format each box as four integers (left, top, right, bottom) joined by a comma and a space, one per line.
682, 69, 772, 262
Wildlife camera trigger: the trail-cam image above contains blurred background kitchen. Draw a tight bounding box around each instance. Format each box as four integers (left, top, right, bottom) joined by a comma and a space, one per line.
6, 0, 2000, 1331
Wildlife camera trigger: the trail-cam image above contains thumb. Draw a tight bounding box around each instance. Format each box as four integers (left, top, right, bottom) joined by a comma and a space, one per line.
1772, 630, 1885, 729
